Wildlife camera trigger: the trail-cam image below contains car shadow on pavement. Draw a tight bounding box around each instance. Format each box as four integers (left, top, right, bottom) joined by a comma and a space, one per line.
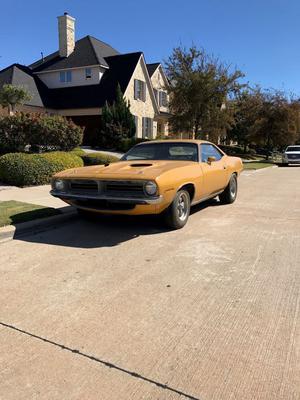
0, 321, 201, 400
17, 199, 221, 249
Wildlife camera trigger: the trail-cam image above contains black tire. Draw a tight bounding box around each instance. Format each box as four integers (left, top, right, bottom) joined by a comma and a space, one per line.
164, 189, 191, 229
280, 163, 289, 167
219, 174, 238, 204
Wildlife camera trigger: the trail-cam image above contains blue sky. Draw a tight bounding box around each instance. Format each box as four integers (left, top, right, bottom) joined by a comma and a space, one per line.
0, 0, 299, 94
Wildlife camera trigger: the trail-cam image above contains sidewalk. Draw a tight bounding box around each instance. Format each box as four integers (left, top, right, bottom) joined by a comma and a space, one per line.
0, 184, 71, 212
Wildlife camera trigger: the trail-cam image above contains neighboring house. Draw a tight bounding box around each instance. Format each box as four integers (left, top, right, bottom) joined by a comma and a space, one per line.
0, 13, 170, 143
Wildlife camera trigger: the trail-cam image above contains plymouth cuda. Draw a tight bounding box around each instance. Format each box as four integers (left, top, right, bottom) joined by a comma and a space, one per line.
51, 140, 243, 229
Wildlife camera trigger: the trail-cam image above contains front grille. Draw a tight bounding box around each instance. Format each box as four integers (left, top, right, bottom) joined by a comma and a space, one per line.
67, 179, 145, 197
105, 181, 144, 196
70, 180, 98, 193
287, 154, 300, 160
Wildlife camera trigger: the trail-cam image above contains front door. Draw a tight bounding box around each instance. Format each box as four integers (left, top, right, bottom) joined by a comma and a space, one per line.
200, 144, 228, 197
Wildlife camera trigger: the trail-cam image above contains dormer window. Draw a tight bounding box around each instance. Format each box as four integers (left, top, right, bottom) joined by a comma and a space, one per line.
85, 68, 92, 79
60, 70, 72, 83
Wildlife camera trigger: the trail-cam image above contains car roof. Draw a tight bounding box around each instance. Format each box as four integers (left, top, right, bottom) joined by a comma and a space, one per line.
136, 139, 213, 145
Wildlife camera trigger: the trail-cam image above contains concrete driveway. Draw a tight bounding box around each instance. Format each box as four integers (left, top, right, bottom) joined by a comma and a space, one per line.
1, 166, 299, 400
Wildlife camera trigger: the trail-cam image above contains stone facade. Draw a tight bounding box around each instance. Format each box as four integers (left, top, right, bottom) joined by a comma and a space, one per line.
150, 66, 170, 136
124, 56, 158, 139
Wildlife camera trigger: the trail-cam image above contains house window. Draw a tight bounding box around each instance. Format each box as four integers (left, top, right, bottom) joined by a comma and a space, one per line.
85, 68, 92, 79
134, 79, 146, 101
60, 70, 72, 83
142, 117, 153, 138
159, 91, 168, 107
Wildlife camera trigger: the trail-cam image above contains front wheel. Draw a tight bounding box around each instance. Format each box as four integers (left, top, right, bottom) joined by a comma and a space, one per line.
219, 174, 238, 204
164, 189, 191, 229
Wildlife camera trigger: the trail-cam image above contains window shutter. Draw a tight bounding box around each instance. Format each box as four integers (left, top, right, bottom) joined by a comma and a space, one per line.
134, 80, 138, 100
134, 116, 138, 136
142, 117, 145, 138
149, 119, 153, 139
143, 82, 146, 102
159, 91, 162, 106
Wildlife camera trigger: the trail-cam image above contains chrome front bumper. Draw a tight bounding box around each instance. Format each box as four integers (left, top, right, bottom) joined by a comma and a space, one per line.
50, 190, 163, 205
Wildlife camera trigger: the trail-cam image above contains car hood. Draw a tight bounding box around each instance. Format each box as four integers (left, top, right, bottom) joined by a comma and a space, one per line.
54, 160, 195, 180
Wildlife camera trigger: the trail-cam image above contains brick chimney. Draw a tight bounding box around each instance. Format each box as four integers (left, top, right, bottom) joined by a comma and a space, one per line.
57, 12, 75, 57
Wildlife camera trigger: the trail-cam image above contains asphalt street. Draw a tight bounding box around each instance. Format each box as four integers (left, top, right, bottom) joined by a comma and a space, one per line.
0, 166, 299, 400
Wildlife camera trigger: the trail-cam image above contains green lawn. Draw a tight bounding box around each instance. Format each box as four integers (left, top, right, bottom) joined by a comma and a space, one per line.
0, 201, 60, 227
243, 162, 274, 170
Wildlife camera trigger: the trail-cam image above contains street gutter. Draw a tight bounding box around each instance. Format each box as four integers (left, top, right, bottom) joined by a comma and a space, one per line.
0, 209, 77, 244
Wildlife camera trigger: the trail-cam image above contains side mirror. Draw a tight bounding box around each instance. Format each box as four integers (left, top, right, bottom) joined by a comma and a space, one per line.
207, 156, 216, 164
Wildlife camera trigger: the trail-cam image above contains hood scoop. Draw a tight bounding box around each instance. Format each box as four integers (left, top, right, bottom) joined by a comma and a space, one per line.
130, 163, 153, 167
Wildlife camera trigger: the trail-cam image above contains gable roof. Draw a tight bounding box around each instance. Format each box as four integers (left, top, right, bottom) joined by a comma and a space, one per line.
30, 36, 120, 72
44, 52, 143, 109
146, 63, 160, 77
0, 64, 45, 107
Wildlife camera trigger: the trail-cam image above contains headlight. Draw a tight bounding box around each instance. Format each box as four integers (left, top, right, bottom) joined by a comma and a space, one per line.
144, 181, 158, 196
53, 179, 65, 191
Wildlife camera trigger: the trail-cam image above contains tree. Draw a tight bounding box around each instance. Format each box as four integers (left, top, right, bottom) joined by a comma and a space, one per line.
99, 84, 136, 148
165, 46, 245, 140
250, 90, 299, 157
228, 88, 265, 152
229, 88, 300, 157
0, 84, 31, 115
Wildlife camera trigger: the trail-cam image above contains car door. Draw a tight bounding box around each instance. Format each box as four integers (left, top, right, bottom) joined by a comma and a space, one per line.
200, 144, 229, 197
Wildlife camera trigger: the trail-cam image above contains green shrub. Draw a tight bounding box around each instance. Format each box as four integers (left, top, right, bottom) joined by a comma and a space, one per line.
0, 151, 83, 186
0, 113, 83, 155
118, 138, 149, 152
0, 113, 32, 153
42, 151, 84, 170
70, 147, 86, 157
29, 115, 83, 151
81, 152, 119, 166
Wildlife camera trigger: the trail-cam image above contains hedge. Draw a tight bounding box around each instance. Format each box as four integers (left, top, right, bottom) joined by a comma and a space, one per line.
0, 113, 83, 154
0, 152, 83, 186
81, 152, 120, 166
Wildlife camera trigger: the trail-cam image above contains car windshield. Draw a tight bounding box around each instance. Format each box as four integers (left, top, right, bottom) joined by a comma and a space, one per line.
121, 143, 199, 162
286, 146, 300, 152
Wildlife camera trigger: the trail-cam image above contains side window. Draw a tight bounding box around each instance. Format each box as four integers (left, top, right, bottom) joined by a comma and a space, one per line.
60, 71, 72, 83
60, 71, 66, 83
142, 117, 153, 138
85, 68, 92, 79
159, 91, 168, 107
201, 144, 223, 162
134, 79, 146, 101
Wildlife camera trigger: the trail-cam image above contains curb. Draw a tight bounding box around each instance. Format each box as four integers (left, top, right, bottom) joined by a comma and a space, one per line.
0, 210, 77, 244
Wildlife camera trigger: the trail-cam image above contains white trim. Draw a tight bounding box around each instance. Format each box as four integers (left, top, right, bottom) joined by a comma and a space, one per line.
34, 64, 108, 74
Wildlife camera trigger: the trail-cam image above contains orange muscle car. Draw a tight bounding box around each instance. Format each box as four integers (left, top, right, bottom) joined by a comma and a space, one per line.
51, 140, 243, 229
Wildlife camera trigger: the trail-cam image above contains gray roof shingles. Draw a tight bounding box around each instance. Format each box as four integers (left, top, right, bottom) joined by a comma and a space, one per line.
0, 36, 146, 110
30, 36, 120, 72
0, 64, 45, 107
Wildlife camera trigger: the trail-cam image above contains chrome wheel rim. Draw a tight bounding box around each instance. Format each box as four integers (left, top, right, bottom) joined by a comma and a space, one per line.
230, 177, 237, 198
177, 192, 189, 221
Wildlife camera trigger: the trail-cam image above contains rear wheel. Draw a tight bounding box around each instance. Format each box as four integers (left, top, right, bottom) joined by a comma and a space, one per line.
219, 174, 238, 204
164, 189, 191, 229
